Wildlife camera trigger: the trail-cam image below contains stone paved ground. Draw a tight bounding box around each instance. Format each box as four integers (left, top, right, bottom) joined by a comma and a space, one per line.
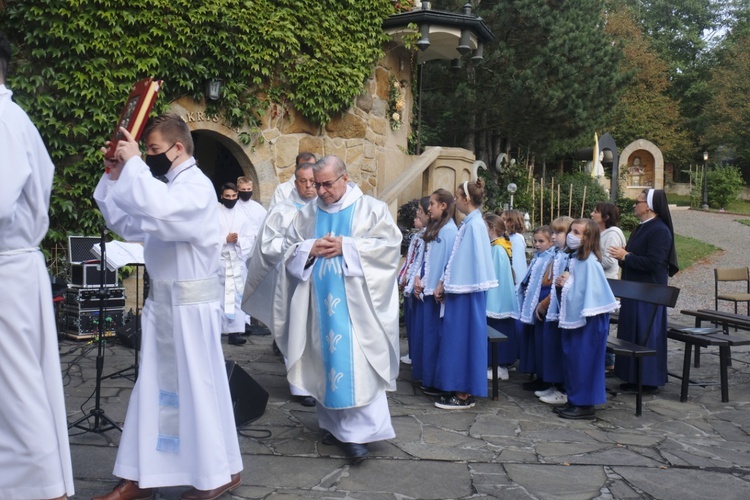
64, 209, 750, 499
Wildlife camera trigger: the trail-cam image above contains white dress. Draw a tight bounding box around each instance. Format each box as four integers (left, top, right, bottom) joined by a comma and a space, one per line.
0, 84, 75, 500
94, 156, 242, 490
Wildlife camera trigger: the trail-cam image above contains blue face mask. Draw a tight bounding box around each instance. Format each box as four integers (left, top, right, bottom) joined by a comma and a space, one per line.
145, 143, 176, 177
566, 233, 581, 250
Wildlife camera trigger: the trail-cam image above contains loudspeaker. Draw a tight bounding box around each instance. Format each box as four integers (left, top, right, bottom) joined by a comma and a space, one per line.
225, 360, 269, 427
116, 318, 141, 350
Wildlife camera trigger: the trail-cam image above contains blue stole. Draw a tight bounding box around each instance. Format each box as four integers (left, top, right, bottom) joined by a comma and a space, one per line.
313, 205, 356, 408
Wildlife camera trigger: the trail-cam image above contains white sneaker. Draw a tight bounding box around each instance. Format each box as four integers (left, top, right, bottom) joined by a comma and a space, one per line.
540, 390, 568, 405
400, 354, 412, 365
487, 366, 510, 381
534, 386, 556, 398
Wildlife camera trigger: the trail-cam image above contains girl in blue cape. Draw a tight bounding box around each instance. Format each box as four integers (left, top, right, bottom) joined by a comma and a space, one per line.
412, 189, 457, 394
534, 216, 573, 406
515, 226, 555, 391
555, 219, 619, 420
433, 179, 497, 409
398, 197, 429, 370
483, 213, 519, 382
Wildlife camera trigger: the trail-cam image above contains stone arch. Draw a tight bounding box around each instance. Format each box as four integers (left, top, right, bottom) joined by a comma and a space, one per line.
619, 139, 664, 198
169, 97, 278, 206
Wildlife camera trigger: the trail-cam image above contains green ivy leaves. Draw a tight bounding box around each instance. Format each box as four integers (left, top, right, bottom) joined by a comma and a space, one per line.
1, 0, 392, 259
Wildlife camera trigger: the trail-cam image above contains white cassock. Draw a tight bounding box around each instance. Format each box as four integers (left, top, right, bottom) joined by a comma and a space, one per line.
276, 183, 401, 443
218, 202, 254, 333
237, 197, 266, 325
94, 156, 242, 490
0, 84, 75, 500
242, 188, 313, 396
268, 175, 295, 210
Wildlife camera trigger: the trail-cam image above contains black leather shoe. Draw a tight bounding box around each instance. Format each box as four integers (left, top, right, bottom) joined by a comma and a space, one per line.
298, 396, 316, 407
343, 442, 369, 463
228, 333, 246, 345
552, 401, 574, 414
321, 432, 339, 446
557, 405, 596, 420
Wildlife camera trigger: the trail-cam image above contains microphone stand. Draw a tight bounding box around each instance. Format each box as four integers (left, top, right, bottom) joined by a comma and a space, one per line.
68, 224, 122, 434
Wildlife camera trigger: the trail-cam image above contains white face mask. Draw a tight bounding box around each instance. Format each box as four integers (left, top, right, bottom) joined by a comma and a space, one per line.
566, 233, 581, 250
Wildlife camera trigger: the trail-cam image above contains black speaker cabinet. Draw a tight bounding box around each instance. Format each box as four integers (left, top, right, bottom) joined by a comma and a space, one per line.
225, 360, 269, 427
116, 317, 141, 350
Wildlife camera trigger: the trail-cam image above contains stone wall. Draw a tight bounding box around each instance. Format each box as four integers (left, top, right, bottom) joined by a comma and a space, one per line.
172, 42, 415, 207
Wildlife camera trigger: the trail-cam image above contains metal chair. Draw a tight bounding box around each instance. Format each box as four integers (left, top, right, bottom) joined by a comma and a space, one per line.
715, 267, 750, 315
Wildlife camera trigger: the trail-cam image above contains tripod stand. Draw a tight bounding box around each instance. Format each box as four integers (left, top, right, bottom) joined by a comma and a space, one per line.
68, 225, 122, 434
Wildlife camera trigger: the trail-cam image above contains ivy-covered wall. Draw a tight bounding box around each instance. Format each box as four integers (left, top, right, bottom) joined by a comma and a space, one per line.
0, 0, 393, 259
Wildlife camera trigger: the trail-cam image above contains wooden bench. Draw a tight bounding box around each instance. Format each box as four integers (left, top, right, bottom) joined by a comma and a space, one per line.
666, 309, 750, 402
488, 325, 509, 401
606, 279, 680, 416
683, 309, 750, 367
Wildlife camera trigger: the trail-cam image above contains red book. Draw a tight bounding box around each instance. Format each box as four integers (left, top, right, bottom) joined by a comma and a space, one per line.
105, 77, 163, 159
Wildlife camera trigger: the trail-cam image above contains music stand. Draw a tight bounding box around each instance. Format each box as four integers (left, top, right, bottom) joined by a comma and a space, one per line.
68, 226, 122, 434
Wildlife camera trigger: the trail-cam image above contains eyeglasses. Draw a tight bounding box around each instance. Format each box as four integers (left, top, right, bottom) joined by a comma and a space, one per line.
314, 174, 345, 190
296, 179, 316, 187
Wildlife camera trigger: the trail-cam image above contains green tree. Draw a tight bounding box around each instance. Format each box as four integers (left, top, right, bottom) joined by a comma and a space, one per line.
703, 22, 750, 176
603, 5, 692, 164
421, 0, 625, 168
0, 0, 391, 258
706, 165, 744, 208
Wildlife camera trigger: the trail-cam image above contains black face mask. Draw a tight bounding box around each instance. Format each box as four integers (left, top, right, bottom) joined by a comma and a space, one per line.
145, 143, 176, 177
238, 191, 253, 201
220, 198, 238, 209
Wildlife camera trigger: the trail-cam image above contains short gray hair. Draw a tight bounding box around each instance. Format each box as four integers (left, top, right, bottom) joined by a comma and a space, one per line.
313, 155, 347, 176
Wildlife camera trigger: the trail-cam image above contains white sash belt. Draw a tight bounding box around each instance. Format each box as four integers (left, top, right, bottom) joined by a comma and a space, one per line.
0, 246, 38, 256
148, 277, 220, 453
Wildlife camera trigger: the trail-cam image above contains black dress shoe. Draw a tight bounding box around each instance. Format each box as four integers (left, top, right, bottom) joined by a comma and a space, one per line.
557, 405, 596, 420
298, 396, 316, 407
228, 333, 246, 345
343, 442, 369, 463
321, 432, 339, 445
552, 401, 574, 414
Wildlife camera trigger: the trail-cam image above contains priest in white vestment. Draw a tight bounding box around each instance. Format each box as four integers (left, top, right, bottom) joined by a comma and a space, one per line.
0, 31, 75, 499
242, 162, 317, 406
93, 113, 243, 500
267, 151, 316, 209
275, 155, 401, 461
235, 176, 266, 334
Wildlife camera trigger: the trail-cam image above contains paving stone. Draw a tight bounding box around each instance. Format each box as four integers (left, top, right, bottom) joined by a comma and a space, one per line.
505, 464, 607, 500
